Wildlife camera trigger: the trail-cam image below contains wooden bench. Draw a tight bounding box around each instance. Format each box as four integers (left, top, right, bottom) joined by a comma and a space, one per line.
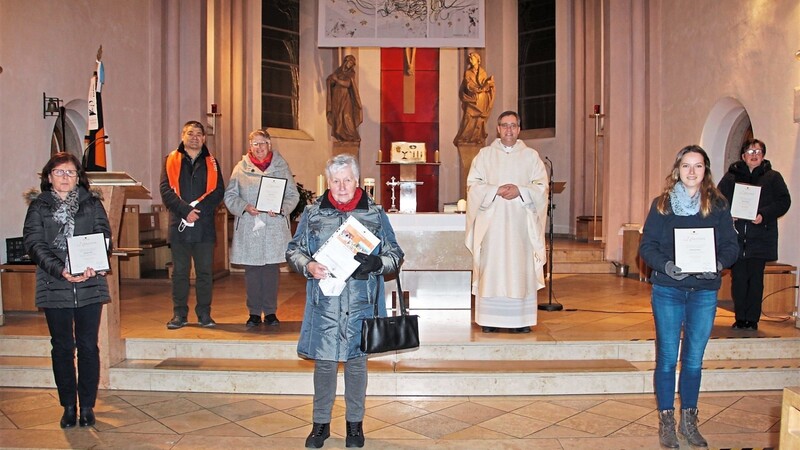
119, 204, 170, 279
719, 262, 798, 315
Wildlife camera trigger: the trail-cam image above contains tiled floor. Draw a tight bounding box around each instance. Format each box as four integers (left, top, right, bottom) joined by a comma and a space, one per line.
0, 387, 783, 449
1, 248, 796, 448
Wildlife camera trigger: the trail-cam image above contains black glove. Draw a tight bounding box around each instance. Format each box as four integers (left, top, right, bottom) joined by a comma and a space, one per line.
352, 253, 382, 280
664, 261, 689, 281
695, 261, 723, 280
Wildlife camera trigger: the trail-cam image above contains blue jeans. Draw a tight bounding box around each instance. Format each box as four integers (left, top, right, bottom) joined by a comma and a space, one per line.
651, 284, 717, 410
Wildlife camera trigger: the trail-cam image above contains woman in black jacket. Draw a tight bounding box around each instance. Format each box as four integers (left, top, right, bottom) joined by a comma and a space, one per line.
23, 152, 111, 428
717, 139, 791, 330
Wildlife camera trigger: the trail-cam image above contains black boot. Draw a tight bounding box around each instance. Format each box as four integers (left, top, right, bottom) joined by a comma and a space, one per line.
657, 409, 679, 449
678, 408, 708, 448
60, 405, 77, 429
345, 421, 365, 448
79, 407, 96, 427
305, 422, 330, 448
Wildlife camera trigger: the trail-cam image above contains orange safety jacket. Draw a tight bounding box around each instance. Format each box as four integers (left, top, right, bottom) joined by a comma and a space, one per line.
165, 149, 219, 203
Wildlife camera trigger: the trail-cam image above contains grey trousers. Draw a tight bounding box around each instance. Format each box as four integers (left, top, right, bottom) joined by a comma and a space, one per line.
244, 263, 280, 315
313, 356, 368, 423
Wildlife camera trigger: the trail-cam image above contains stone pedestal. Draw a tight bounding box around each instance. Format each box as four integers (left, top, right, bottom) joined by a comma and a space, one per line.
333, 141, 359, 157
456, 144, 482, 198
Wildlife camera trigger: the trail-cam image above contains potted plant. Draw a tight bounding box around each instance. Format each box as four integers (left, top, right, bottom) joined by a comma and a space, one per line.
290, 180, 316, 224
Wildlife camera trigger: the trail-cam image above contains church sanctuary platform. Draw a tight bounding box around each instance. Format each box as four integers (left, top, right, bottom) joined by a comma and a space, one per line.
1, 239, 799, 399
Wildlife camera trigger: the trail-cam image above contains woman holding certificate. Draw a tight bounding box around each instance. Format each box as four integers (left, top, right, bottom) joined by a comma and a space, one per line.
224, 129, 299, 327
717, 139, 791, 331
639, 145, 739, 449
23, 152, 111, 429
286, 154, 403, 449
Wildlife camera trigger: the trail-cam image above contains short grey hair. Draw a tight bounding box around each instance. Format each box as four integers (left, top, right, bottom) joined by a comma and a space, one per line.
325, 153, 360, 181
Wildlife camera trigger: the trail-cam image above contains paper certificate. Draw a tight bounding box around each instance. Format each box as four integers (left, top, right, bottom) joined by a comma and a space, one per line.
66, 233, 110, 276
730, 183, 761, 221
255, 176, 288, 213
674, 228, 716, 274
313, 216, 380, 295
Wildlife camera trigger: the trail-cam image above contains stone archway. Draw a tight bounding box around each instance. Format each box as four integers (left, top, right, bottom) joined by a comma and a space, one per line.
699, 97, 752, 180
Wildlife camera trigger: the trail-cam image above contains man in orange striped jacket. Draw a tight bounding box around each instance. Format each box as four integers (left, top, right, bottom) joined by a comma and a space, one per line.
159, 121, 224, 329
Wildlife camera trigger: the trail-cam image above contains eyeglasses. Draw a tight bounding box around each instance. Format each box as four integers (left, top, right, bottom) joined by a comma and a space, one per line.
745, 148, 763, 155
52, 169, 78, 178
251, 141, 270, 147
499, 123, 519, 129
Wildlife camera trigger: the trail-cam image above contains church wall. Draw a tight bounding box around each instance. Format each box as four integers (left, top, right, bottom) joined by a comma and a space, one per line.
0, 0, 171, 261
655, 0, 800, 266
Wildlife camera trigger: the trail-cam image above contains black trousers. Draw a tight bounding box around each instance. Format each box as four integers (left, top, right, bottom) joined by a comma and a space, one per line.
730, 258, 767, 323
170, 241, 214, 318
44, 302, 103, 407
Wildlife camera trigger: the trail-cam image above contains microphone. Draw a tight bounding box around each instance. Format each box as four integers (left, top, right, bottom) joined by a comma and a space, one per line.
544, 156, 554, 178
82, 135, 109, 167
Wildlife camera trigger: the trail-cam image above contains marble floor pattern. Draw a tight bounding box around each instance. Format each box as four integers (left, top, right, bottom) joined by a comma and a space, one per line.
1, 256, 796, 448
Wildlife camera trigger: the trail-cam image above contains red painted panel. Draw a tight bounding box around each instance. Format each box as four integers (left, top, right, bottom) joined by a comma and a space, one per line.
380, 48, 440, 212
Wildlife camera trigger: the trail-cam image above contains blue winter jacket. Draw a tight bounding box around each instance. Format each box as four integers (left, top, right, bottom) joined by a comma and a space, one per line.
639, 197, 739, 291
286, 190, 404, 361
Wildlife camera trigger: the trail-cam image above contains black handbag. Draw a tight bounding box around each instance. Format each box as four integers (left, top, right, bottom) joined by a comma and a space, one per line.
360, 272, 420, 354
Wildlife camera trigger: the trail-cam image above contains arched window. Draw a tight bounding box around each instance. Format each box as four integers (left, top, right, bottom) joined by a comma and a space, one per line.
262, 0, 299, 130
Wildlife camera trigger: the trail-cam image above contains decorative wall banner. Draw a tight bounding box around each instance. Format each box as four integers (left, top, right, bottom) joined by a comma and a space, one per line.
318, 0, 484, 48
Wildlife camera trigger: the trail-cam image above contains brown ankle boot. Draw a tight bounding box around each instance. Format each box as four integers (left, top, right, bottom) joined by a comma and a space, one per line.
678, 408, 708, 448
658, 409, 679, 449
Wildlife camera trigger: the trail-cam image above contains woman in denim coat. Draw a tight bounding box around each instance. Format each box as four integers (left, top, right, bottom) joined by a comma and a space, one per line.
286, 154, 403, 448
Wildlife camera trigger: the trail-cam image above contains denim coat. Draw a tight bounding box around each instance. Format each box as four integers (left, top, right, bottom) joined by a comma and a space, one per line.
23, 187, 111, 309
286, 191, 403, 362
224, 150, 299, 265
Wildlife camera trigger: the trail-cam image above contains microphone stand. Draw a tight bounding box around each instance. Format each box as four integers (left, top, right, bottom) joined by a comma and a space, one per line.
538, 156, 563, 311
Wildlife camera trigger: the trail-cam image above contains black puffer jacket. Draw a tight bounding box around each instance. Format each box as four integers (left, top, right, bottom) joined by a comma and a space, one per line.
23, 187, 111, 308
717, 160, 791, 261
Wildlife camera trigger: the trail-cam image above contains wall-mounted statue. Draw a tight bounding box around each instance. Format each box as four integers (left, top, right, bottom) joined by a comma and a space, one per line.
326, 55, 363, 143
453, 52, 495, 146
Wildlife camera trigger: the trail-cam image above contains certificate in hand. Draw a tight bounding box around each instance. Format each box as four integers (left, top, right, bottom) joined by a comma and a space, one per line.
313, 216, 380, 282
730, 183, 761, 221
255, 176, 288, 213
67, 233, 110, 276
673, 228, 716, 274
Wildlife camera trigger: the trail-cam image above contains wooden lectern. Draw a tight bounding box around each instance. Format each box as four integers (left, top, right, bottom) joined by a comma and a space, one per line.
87, 172, 150, 388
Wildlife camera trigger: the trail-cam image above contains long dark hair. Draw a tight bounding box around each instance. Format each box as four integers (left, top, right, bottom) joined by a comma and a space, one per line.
40, 152, 90, 192
656, 145, 726, 217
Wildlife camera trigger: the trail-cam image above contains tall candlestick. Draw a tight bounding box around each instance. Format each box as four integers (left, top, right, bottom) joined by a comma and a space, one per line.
316, 174, 325, 198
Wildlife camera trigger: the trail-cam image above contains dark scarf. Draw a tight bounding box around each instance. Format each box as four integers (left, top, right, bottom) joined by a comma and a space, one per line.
50, 188, 80, 250
249, 151, 273, 172
327, 188, 363, 212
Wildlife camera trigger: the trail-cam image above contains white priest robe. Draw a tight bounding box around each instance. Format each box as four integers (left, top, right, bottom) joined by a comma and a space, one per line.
464, 139, 548, 328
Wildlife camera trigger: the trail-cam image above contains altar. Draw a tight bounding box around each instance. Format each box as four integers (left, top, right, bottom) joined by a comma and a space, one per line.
386, 213, 472, 313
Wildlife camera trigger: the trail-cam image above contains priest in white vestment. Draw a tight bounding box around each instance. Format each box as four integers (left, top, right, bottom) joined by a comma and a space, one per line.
465, 111, 549, 333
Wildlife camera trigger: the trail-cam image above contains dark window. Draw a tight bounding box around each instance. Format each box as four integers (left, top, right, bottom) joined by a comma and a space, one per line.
518, 0, 556, 130
262, 0, 299, 130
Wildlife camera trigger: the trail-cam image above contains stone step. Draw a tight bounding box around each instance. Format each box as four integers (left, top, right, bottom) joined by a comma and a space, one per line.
553, 261, 614, 274
102, 357, 800, 396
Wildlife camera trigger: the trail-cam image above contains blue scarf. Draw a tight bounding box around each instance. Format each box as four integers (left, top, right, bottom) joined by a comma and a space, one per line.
669, 182, 700, 216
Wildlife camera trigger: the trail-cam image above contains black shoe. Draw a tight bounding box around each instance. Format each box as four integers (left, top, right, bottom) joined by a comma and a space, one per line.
264, 313, 280, 326
510, 326, 532, 333
79, 407, 95, 427
745, 321, 759, 330
305, 422, 330, 448
345, 421, 365, 448
166, 315, 188, 329
481, 326, 498, 333
732, 320, 746, 329
246, 314, 262, 327
198, 315, 216, 328
60, 405, 77, 429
